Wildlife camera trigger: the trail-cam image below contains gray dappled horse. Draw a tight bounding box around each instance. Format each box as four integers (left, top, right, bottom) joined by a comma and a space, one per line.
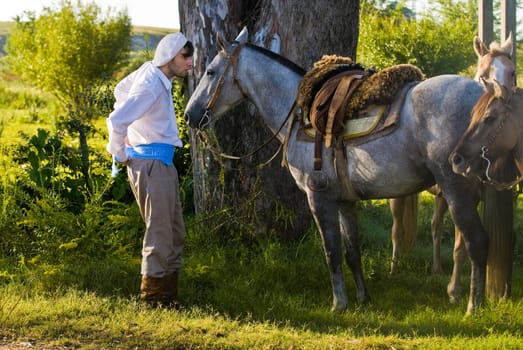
389, 33, 516, 303
185, 29, 487, 314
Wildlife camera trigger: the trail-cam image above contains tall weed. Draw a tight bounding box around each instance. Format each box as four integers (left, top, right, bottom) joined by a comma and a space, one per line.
0, 124, 142, 293
0, 145, 29, 260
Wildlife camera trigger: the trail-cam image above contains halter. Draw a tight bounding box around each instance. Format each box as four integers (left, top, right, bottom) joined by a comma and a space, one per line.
477, 101, 523, 190
198, 43, 245, 129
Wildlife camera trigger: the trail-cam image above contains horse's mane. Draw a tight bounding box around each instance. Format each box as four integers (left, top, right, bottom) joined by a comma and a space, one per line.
471, 90, 496, 122
245, 43, 306, 76
488, 42, 512, 58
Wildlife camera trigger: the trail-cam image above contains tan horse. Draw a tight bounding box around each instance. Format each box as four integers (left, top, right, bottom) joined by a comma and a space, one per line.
450, 82, 523, 187
389, 33, 515, 303
474, 32, 516, 87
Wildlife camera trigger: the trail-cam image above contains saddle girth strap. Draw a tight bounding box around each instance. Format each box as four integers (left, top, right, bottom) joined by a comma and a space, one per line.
334, 139, 360, 201
314, 131, 323, 170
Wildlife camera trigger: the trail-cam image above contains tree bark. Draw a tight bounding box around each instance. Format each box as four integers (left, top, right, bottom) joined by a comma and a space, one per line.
478, 4, 516, 301
481, 157, 516, 300
179, 0, 359, 239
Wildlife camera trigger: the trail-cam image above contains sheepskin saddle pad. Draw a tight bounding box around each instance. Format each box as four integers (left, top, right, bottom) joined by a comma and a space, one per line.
296, 55, 425, 145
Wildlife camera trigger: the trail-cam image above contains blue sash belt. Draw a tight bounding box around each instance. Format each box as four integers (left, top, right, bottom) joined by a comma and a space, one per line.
127, 143, 175, 166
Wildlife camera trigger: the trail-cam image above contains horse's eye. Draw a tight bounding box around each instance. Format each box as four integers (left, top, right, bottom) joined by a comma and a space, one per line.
206, 69, 215, 76
484, 114, 496, 124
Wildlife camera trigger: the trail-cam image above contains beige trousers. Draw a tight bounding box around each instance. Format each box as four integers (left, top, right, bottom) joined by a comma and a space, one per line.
127, 158, 186, 278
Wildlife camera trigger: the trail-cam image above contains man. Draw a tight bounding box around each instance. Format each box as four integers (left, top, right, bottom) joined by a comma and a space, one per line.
106, 32, 194, 307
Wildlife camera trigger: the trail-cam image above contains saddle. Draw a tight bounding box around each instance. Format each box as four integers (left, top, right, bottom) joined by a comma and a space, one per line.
295, 55, 425, 171
310, 70, 370, 148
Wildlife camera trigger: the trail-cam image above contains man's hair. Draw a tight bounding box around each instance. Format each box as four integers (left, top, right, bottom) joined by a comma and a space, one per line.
183, 41, 194, 58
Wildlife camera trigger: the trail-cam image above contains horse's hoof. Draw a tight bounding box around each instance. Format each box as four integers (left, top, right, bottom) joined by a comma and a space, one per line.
447, 284, 460, 304
389, 259, 399, 275
357, 295, 371, 305
465, 305, 476, 317
331, 305, 347, 313
331, 300, 348, 312
331, 303, 345, 312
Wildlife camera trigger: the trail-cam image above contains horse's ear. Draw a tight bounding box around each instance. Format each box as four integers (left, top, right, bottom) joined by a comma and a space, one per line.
492, 79, 512, 101
234, 26, 249, 44
269, 33, 281, 54
500, 32, 513, 58
484, 80, 495, 95
217, 31, 233, 54
473, 36, 489, 57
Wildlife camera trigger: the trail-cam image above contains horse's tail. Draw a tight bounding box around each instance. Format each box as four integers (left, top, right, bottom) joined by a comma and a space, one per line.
401, 193, 419, 253
390, 194, 419, 274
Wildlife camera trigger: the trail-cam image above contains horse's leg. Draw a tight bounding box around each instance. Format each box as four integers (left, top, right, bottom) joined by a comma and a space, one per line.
429, 186, 467, 304
389, 197, 405, 275
307, 192, 348, 310
430, 188, 468, 302
431, 193, 447, 274
447, 227, 467, 303
444, 189, 487, 315
338, 200, 371, 304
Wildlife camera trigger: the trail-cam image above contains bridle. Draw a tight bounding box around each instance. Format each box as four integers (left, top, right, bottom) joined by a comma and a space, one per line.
477, 99, 523, 190
198, 43, 246, 130
478, 146, 523, 190
196, 42, 296, 166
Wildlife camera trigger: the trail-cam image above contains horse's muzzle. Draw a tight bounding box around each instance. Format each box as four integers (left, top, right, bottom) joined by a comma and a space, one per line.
184, 111, 199, 129
183, 112, 190, 124
184, 110, 211, 130
449, 152, 467, 175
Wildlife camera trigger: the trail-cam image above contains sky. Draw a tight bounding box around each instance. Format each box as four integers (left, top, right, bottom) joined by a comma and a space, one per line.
0, 0, 180, 29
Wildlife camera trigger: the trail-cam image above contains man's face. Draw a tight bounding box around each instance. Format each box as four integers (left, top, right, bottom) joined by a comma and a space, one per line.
166, 47, 193, 78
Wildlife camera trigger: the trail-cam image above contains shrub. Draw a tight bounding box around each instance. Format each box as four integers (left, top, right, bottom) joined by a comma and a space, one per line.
358, 0, 477, 76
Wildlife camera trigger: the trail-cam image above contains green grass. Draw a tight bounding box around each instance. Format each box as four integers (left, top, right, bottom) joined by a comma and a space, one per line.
0, 64, 60, 146
1, 226, 523, 349
1, 26, 523, 350
0, 22, 14, 35
1, 194, 522, 349
131, 26, 175, 35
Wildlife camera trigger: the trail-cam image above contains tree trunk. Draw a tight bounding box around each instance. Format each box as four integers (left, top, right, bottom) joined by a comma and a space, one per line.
478, 4, 517, 301
179, 0, 359, 239
481, 157, 516, 300
483, 187, 514, 299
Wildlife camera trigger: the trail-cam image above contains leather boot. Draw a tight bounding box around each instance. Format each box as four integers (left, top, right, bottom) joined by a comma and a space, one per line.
164, 272, 179, 303
140, 276, 165, 307
140, 273, 179, 308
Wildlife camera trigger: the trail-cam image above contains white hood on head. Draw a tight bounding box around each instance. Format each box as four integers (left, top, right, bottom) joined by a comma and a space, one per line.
152, 32, 188, 67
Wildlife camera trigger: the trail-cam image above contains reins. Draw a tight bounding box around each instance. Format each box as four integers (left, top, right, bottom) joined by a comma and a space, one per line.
196, 110, 289, 166
197, 43, 297, 167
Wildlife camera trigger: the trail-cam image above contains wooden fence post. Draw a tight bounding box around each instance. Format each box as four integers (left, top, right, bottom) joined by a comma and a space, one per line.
479, 0, 517, 301
478, 0, 493, 45
501, 0, 517, 67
